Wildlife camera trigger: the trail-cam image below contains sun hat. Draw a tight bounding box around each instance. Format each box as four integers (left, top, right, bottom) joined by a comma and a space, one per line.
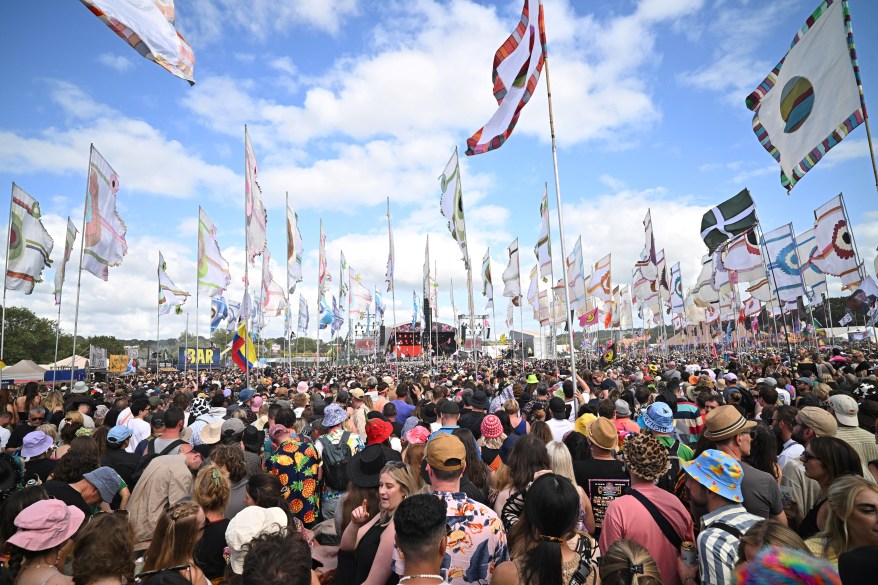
828, 394, 859, 426
405, 425, 430, 445
20, 431, 54, 458
83, 467, 123, 503
425, 433, 466, 471
526, 374, 539, 384
71, 381, 88, 394
238, 389, 255, 403
200, 421, 224, 445
574, 412, 597, 436
480, 415, 503, 439
643, 402, 676, 434
703, 405, 757, 441
322, 403, 348, 428
295, 381, 309, 394
614, 399, 632, 418
6, 499, 85, 551
682, 449, 744, 503
469, 390, 490, 410
623, 433, 670, 482
586, 418, 618, 451
226, 507, 288, 574
250, 395, 264, 413
348, 443, 400, 487
366, 418, 393, 445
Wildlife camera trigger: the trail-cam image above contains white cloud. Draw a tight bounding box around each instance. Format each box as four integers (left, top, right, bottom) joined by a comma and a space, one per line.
97, 52, 133, 72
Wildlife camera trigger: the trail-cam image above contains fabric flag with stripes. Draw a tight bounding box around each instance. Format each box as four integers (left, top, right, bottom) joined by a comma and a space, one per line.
82, 146, 127, 281
537, 290, 550, 326
5, 184, 53, 294
502, 238, 521, 303
721, 228, 764, 283
263, 281, 286, 318
700, 188, 757, 254
670, 262, 685, 315
745, 0, 864, 191
244, 127, 267, 265
260, 248, 273, 312
634, 210, 658, 280
565, 236, 586, 313
506, 299, 514, 328
158, 252, 189, 315
287, 204, 303, 294
587, 255, 611, 302
339, 251, 348, 316
746, 278, 773, 303
439, 148, 470, 270
331, 296, 343, 336
385, 197, 395, 292
810, 194, 862, 288
711, 251, 731, 294
527, 265, 539, 318
534, 186, 552, 280
225, 301, 241, 333
656, 249, 671, 300
482, 249, 493, 310
297, 296, 309, 334
796, 228, 829, 299
465, 0, 545, 155
349, 267, 373, 314
743, 296, 763, 317
762, 224, 807, 303
210, 297, 228, 334
80, 0, 195, 84
53, 217, 77, 304
374, 287, 386, 320
610, 286, 622, 328
197, 207, 231, 297
231, 320, 257, 373
692, 255, 720, 307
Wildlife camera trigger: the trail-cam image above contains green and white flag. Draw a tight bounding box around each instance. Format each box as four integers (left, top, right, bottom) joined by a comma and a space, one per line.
700, 188, 757, 254
5, 183, 53, 294
439, 147, 469, 270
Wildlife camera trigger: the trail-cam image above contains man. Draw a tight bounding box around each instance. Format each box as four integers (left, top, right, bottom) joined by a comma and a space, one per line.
429, 399, 461, 440
128, 442, 203, 542
124, 396, 151, 454
393, 494, 449, 585
613, 399, 641, 435
44, 463, 123, 518
390, 385, 415, 424
458, 389, 490, 440
5, 406, 48, 453
573, 417, 628, 536
189, 393, 227, 446
642, 402, 694, 492
695, 392, 720, 418
394, 433, 507, 585
703, 405, 786, 524
668, 378, 704, 446
101, 425, 140, 487
373, 379, 390, 413
545, 397, 573, 442
146, 406, 186, 455
349, 388, 370, 442
771, 405, 803, 469
522, 383, 549, 422
312, 404, 360, 524
600, 434, 695, 585
828, 394, 878, 479
677, 450, 762, 585
781, 406, 837, 523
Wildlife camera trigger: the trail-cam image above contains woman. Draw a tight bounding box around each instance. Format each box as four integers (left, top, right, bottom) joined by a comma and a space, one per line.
0, 389, 16, 426
337, 461, 420, 585
401, 440, 426, 491
141, 501, 209, 584
71, 511, 134, 585
546, 441, 595, 534
14, 383, 41, 424
807, 474, 878, 566
796, 436, 862, 539
492, 473, 600, 585
42, 392, 65, 428
193, 464, 231, 581
4, 499, 84, 585
54, 414, 84, 460
335, 445, 389, 538
20, 430, 57, 484
242, 473, 310, 544
478, 415, 506, 474
452, 428, 490, 504
493, 435, 551, 525
736, 520, 808, 566
0, 485, 48, 568
529, 420, 553, 445
505, 399, 529, 436
744, 423, 781, 485
209, 445, 248, 520
600, 539, 660, 585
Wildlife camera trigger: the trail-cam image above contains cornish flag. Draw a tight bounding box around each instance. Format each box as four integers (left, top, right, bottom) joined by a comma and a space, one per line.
700, 188, 757, 254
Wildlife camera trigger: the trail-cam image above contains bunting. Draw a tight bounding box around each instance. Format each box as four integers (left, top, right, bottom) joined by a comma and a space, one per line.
5, 184, 53, 294
244, 127, 267, 264
53, 217, 77, 304
287, 204, 303, 294
439, 148, 469, 269
82, 146, 127, 281
197, 207, 231, 297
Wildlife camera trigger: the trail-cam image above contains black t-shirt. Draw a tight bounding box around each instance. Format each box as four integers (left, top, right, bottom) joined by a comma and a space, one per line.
194, 518, 231, 580
43, 480, 92, 518
458, 411, 487, 440
23, 458, 57, 484
572, 458, 628, 496
50, 410, 65, 428
7, 423, 37, 450
101, 448, 141, 487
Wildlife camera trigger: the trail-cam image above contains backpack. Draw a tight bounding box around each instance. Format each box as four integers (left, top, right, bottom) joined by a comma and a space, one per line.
656, 439, 682, 493
131, 438, 185, 486
318, 431, 353, 491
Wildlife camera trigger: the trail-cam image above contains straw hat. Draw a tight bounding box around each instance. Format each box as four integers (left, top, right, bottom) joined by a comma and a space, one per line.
703, 405, 756, 441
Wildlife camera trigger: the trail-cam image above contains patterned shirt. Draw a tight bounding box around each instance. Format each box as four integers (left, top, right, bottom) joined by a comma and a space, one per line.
265, 437, 321, 527
394, 491, 509, 585
697, 504, 760, 585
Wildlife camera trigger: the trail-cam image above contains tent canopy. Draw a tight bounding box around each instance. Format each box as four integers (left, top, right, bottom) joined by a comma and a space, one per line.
43, 355, 89, 370
0, 360, 46, 382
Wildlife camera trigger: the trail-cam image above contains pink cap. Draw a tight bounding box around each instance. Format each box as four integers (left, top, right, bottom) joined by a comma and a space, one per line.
251, 395, 264, 413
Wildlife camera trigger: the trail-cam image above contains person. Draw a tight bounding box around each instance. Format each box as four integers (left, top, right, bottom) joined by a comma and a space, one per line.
599, 433, 694, 585
770, 405, 803, 469
208, 444, 249, 519
781, 406, 838, 527
337, 461, 420, 585
600, 539, 662, 585
123, 396, 151, 454
545, 398, 574, 443
392, 494, 449, 585
315, 403, 361, 523
127, 442, 203, 542
394, 433, 507, 585
193, 464, 231, 581
492, 473, 600, 585
241, 527, 316, 585
504, 399, 529, 436
838, 545, 878, 585
265, 412, 321, 528
612, 399, 641, 436
735, 547, 841, 584
20, 431, 56, 483
572, 417, 628, 537
5, 407, 48, 454
4, 499, 84, 585
827, 394, 878, 477
735, 520, 808, 566
493, 435, 550, 521
429, 399, 461, 440
458, 390, 489, 440
141, 501, 209, 584
242, 472, 311, 546
796, 436, 862, 539
100, 425, 140, 488
477, 415, 505, 473
546, 441, 595, 535
225, 506, 289, 578
676, 450, 761, 585
452, 428, 490, 505
41, 451, 101, 518
806, 475, 878, 566
71, 510, 135, 585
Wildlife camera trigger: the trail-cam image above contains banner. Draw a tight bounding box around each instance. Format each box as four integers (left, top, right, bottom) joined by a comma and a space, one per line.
108, 354, 128, 373
179, 346, 221, 367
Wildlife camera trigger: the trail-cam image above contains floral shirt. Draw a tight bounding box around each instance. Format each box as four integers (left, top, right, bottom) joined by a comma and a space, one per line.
265, 437, 320, 527
393, 491, 508, 585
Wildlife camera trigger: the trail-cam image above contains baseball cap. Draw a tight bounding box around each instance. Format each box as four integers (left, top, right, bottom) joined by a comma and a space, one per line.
425, 433, 466, 471
828, 394, 859, 427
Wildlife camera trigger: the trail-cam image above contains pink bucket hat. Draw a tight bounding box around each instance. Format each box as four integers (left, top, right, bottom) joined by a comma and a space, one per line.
7, 499, 84, 551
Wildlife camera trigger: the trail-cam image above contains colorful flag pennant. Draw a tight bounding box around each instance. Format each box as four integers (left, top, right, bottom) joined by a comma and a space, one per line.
5, 184, 53, 294
197, 207, 231, 298
82, 146, 127, 281
244, 127, 267, 265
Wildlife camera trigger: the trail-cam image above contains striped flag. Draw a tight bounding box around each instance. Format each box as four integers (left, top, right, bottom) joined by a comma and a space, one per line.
82, 146, 127, 281
5, 184, 53, 294
244, 127, 267, 264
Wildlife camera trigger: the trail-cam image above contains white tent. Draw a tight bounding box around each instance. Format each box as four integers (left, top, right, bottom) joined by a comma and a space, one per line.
0, 360, 46, 382
43, 355, 89, 370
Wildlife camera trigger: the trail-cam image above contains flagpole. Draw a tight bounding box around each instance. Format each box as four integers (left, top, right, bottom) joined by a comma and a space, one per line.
1, 185, 14, 363
195, 207, 200, 382
316, 219, 322, 382
434, 260, 440, 367
387, 197, 398, 373
69, 146, 96, 385
286, 193, 291, 374
53, 286, 63, 369
862, 115, 878, 193
156, 252, 161, 379
242, 127, 251, 391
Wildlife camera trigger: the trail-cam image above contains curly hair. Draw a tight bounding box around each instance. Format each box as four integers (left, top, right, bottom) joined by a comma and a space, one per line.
51, 449, 99, 483
209, 444, 247, 483
142, 502, 203, 573
193, 463, 231, 513
241, 527, 311, 585
73, 512, 135, 585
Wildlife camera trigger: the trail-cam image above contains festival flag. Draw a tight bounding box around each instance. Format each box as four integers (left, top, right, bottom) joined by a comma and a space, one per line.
158, 252, 189, 315
482, 249, 494, 310
527, 265, 539, 317
566, 236, 586, 312
620, 285, 633, 329
796, 228, 829, 298
439, 148, 470, 269
374, 287, 386, 320
534, 186, 552, 280
685, 293, 706, 324
810, 194, 862, 288
231, 320, 257, 373
506, 299, 514, 329
587, 254, 611, 302
349, 267, 373, 314
745, 0, 865, 191
465, 0, 545, 155
762, 224, 808, 303
225, 301, 241, 333
611, 286, 623, 328
263, 281, 286, 318
244, 127, 267, 265
656, 250, 671, 300
318, 222, 330, 295
53, 217, 77, 304
260, 249, 273, 312
537, 290, 550, 326
742, 296, 763, 317
197, 207, 231, 297
502, 238, 521, 303
669, 262, 685, 315
318, 295, 332, 330
634, 210, 658, 280
331, 296, 344, 336
286, 204, 303, 294
339, 251, 348, 321
209, 297, 228, 334
700, 188, 757, 254
80, 0, 195, 84
411, 290, 419, 327
721, 228, 764, 283
704, 306, 719, 324
297, 295, 309, 334
579, 306, 599, 327
82, 146, 127, 280
711, 251, 732, 294
5, 184, 53, 294
385, 197, 395, 291
692, 255, 720, 307
746, 278, 773, 303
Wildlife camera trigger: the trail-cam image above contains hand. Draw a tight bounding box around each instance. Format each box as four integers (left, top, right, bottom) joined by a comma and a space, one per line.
677, 555, 698, 583
351, 499, 370, 525
783, 498, 800, 519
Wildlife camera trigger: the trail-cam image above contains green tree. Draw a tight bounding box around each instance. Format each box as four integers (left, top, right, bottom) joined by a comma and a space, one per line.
85, 335, 126, 356
1, 306, 60, 364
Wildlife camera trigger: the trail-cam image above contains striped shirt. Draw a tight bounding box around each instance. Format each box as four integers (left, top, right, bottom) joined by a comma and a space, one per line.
697, 504, 760, 585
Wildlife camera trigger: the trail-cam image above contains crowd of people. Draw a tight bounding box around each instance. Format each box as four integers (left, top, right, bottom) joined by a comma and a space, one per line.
0, 344, 876, 584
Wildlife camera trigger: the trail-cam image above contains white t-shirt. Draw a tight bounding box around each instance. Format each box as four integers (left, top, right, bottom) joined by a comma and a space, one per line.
0, 427, 10, 450
125, 417, 151, 453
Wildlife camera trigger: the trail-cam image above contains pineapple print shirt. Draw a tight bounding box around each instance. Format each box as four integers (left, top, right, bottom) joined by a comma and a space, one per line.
266, 437, 321, 527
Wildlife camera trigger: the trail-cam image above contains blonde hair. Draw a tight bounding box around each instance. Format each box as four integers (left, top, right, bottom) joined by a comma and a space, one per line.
600, 539, 662, 585
36, 424, 58, 444
503, 400, 520, 416
193, 464, 230, 513
546, 441, 576, 486
402, 444, 426, 490
142, 502, 202, 573
42, 391, 64, 413
736, 520, 808, 565
65, 411, 84, 425
820, 475, 878, 557
812, 383, 831, 402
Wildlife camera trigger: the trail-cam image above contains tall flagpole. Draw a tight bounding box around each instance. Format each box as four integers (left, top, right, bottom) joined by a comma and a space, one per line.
70, 146, 94, 384
387, 198, 398, 372
195, 207, 200, 382
156, 252, 161, 379
243, 128, 250, 391
316, 219, 322, 382
1, 186, 14, 362
434, 260, 440, 366
542, 26, 577, 377
286, 192, 292, 374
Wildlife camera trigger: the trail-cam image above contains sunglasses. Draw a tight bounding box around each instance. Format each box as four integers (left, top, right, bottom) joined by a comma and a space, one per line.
801, 451, 819, 462
29, 417, 45, 423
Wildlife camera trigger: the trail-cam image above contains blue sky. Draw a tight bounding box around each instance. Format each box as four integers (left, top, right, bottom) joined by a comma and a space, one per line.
0, 0, 876, 342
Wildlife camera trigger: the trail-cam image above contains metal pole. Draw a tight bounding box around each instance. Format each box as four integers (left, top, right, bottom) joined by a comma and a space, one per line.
156, 254, 160, 379
70, 147, 94, 384
185, 313, 189, 372
1, 184, 13, 362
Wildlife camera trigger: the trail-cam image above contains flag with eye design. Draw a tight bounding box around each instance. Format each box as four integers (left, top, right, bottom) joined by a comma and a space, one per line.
810, 194, 862, 289
762, 224, 807, 303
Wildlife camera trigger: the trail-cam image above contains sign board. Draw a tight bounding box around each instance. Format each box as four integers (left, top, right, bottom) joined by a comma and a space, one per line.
108, 355, 129, 373
178, 347, 220, 367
